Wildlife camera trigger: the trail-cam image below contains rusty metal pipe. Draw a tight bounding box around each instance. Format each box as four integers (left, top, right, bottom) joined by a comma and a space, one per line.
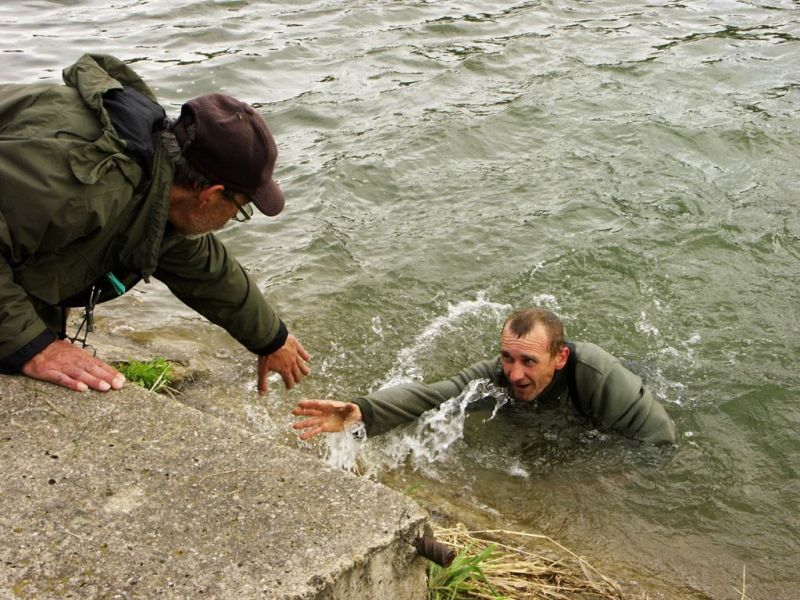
414, 534, 456, 567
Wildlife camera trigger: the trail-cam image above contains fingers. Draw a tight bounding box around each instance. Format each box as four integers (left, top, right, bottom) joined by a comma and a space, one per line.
292, 416, 320, 430
296, 358, 311, 379
296, 399, 343, 411
298, 427, 324, 441
45, 370, 91, 392
288, 334, 312, 362
83, 362, 126, 392
292, 417, 323, 441
284, 352, 311, 390
22, 340, 125, 393
91, 361, 126, 389
257, 355, 270, 396
290, 399, 359, 443
41, 362, 124, 393
257, 335, 313, 395
292, 418, 333, 441
291, 406, 325, 418
110, 373, 126, 390
295, 341, 311, 362
282, 376, 295, 391
258, 372, 269, 396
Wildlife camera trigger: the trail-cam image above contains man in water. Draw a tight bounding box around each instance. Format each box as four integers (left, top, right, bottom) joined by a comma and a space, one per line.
0, 54, 310, 394
293, 307, 676, 445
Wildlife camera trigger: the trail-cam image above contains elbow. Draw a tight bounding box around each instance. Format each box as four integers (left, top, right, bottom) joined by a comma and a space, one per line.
645, 420, 678, 446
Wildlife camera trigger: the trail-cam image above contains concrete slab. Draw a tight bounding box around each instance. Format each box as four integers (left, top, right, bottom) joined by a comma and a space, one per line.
0, 375, 429, 599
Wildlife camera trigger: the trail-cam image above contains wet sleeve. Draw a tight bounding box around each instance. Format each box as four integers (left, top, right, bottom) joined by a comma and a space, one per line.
0, 214, 57, 372
154, 233, 287, 355
352, 359, 501, 436
578, 359, 677, 445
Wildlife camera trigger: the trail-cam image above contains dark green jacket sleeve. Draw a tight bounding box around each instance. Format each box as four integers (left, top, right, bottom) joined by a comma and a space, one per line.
154, 232, 287, 355
572, 342, 677, 444
0, 249, 57, 371
352, 359, 501, 436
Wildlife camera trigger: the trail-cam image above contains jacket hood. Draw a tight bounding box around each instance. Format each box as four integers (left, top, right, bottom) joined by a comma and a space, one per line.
61, 54, 162, 187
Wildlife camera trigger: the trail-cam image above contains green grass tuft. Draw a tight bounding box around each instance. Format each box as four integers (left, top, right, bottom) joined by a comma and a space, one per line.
115, 357, 176, 395
428, 543, 505, 600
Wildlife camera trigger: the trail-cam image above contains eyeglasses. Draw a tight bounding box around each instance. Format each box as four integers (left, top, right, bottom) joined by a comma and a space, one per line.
224, 193, 254, 222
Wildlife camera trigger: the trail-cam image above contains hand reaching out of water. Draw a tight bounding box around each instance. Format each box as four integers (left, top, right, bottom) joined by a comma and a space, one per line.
292, 399, 363, 440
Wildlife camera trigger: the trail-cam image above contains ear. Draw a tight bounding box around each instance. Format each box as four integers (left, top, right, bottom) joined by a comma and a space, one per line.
197, 184, 225, 206
554, 345, 569, 370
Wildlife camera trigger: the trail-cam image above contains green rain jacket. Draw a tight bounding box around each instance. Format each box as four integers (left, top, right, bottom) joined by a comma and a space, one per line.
352, 342, 677, 445
0, 54, 286, 372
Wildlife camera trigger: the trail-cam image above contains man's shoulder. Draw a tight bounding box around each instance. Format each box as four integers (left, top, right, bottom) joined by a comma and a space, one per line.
0, 81, 59, 100
62, 54, 158, 103
0, 82, 81, 129
571, 342, 620, 374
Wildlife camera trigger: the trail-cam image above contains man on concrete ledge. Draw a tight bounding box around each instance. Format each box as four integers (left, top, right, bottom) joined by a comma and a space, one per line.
293, 307, 676, 445
0, 54, 310, 394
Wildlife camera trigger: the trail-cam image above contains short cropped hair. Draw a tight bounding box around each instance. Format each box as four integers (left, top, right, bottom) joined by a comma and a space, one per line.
503, 307, 565, 357
162, 125, 238, 201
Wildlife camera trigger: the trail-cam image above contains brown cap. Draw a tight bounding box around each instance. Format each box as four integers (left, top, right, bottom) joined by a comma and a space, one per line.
173, 93, 284, 216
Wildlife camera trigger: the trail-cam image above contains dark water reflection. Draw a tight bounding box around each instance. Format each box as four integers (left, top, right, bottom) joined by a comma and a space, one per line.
2, 1, 799, 598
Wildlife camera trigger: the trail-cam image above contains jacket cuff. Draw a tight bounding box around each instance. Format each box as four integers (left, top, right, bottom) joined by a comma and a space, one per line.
0, 329, 58, 374
351, 397, 374, 435
251, 320, 288, 356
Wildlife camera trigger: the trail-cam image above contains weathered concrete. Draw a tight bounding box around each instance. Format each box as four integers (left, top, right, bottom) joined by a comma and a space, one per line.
0, 375, 429, 599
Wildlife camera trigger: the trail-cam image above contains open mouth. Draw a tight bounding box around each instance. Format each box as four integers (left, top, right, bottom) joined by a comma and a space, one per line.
512, 383, 532, 397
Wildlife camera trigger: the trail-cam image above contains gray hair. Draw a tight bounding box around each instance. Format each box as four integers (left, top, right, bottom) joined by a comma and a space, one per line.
162, 124, 236, 200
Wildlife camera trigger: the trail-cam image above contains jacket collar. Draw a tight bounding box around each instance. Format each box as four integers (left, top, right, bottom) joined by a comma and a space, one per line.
497, 357, 570, 405
118, 138, 173, 280
533, 366, 569, 405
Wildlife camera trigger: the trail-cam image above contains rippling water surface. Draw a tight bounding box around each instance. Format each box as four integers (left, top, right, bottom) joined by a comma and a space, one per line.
2, 1, 799, 598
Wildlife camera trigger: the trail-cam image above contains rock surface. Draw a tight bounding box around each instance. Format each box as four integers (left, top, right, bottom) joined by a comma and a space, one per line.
0, 375, 429, 599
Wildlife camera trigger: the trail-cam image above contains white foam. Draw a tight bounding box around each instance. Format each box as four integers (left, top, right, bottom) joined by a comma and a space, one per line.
380, 293, 510, 387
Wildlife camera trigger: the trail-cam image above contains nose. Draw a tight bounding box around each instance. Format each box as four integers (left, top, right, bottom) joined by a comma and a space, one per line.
508, 362, 525, 382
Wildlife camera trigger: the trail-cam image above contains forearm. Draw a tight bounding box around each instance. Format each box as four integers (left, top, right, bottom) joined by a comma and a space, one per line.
0, 259, 57, 373
353, 359, 502, 436
353, 381, 455, 436
155, 233, 286, 352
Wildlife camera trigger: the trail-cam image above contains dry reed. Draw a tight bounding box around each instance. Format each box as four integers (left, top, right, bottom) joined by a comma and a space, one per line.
430, 523, 643, 600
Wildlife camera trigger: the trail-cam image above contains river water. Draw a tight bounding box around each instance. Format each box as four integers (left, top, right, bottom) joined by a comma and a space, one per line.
2, 1, 799, 598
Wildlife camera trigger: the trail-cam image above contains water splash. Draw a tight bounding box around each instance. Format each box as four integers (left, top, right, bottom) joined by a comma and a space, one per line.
371, 315, 383, 337
529, 292, 560, 313
321, 379, 512, 474
380, 293, 510, 387
318, 294, 512, 472
379, 379, 513, 473
321, 422, 366, 473
636, 310, 660, 336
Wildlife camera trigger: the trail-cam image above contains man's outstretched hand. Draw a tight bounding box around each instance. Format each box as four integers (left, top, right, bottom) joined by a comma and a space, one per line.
21, 339, 126, 392
292, 399, 363, 440
257, 334, 311, 396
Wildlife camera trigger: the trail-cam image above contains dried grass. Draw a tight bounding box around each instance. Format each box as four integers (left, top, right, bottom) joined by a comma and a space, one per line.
429, 523, 642, 600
